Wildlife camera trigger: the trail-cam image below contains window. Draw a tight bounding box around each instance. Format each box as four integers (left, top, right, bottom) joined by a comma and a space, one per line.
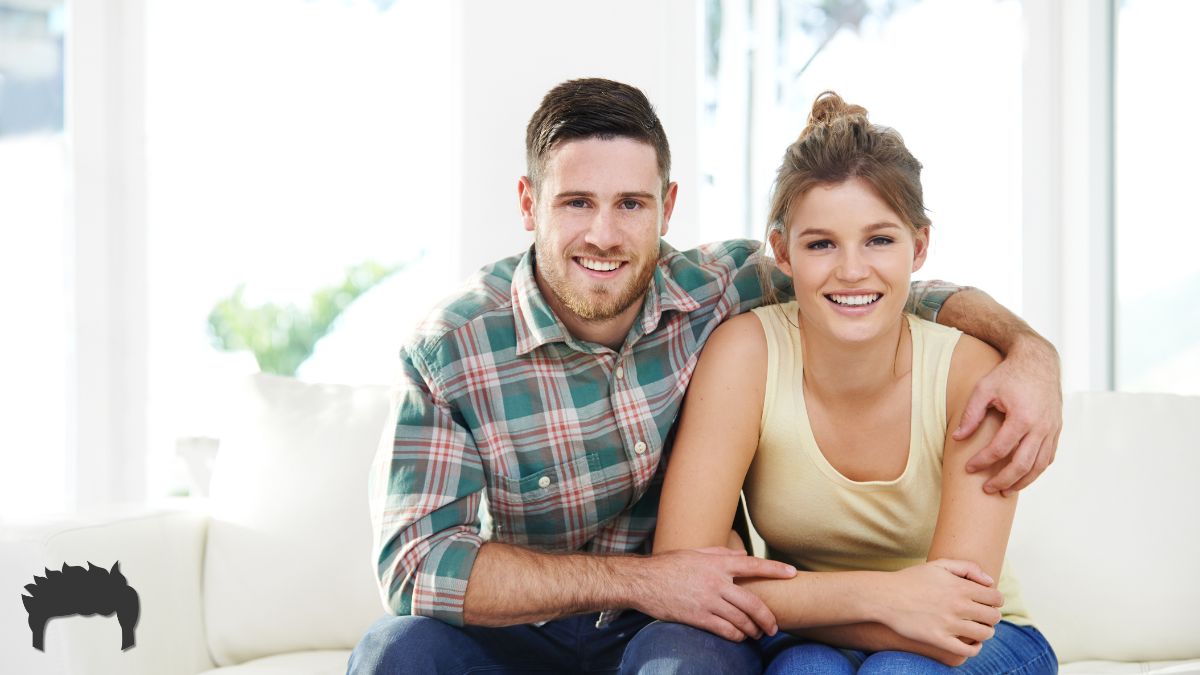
0, 0, 69, 517
1115, 0, 1200, 395
700, 0, 1024, 312
143, 0, 459, 495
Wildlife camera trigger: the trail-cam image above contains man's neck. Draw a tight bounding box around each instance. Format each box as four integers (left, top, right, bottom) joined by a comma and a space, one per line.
545, 288, 644, 352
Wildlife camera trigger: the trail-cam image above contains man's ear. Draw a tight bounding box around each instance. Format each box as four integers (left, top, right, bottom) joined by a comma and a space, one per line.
659, 181, 679, 236
912, 226, 930, 273
769, 228, 793, 277
519, 176, 537, 232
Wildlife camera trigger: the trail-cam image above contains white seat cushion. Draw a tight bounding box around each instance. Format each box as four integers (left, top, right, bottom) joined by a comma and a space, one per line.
1009, 391, 1200, 664
198, 650, 351, 674
204, 375, 396, 666
1060, 660, 1200, 674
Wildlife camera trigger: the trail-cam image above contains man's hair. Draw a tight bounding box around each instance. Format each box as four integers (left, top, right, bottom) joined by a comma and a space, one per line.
22, 561, 140, 651
525, 78, 671, 193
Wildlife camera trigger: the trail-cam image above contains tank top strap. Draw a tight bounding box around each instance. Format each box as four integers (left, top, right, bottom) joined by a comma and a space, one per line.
751, 302, 802, 431
906, 313, 961, 466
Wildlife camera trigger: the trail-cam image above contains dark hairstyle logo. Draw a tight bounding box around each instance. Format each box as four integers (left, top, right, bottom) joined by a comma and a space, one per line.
21, 561, 140, 652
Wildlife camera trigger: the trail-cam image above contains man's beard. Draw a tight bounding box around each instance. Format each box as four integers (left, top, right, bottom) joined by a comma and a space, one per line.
535, 244, 658, 322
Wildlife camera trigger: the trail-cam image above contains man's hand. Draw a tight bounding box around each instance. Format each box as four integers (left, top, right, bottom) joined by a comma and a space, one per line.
878, 559, 1004, 660
632, 547, 796, 642
954, 334, 1063, 496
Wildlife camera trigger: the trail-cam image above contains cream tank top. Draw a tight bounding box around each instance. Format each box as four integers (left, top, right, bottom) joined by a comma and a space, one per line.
744, 302, 1030, 624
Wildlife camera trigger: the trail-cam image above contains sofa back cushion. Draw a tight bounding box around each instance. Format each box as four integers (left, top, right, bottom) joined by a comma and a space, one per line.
1008, 391, 1200, 663
204, 374, 397, 666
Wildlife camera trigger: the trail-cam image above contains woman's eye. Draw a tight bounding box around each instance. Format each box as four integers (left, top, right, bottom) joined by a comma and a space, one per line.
868, 236, 895, 246
806, 240, 833, 250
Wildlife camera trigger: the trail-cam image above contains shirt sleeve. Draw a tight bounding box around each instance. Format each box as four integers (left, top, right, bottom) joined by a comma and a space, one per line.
369, 344, 486, 626
906, 279, 967, 323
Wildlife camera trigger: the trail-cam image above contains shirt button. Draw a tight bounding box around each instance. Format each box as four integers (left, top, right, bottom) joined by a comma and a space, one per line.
634, 441, 647, 455
538, 476, 551, 488
615, 366, 625, 379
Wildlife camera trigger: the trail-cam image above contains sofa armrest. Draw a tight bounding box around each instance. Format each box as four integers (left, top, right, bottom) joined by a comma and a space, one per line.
1, 505, 216, 675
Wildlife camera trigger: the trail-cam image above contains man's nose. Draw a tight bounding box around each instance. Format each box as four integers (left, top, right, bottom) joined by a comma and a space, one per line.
583, 208, 622, 251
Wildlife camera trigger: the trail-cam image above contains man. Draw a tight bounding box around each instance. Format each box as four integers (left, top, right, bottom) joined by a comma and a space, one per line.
348, 78, 1061, 674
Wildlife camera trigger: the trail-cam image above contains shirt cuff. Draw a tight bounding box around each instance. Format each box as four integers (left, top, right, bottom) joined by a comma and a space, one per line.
907, 280, 965, 323
396, 529, 484, 627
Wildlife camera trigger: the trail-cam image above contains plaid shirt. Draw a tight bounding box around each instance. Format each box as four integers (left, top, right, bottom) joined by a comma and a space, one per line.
370, 239, 958, 626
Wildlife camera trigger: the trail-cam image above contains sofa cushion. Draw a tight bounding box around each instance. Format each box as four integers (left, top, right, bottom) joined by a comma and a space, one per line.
1060, 660, 1200, 674
1009, 391, 1200, 664
197, 649, 351, 674
204, 374, 396, 666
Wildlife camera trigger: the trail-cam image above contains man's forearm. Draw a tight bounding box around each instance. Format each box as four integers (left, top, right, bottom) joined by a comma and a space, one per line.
936, 288, 1053, 358
461, 542, 639, 626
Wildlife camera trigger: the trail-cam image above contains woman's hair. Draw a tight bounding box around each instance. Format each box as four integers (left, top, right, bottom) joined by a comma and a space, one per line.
760, 91, 929, 304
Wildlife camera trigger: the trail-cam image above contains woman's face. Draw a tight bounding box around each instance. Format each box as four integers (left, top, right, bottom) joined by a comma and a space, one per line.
774, 176, 928, 346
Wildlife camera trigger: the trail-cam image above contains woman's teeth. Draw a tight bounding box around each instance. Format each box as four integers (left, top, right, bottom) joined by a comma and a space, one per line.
827, 293, 881, 306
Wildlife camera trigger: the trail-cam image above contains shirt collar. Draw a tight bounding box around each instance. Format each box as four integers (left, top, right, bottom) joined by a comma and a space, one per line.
512, 242, 701, 356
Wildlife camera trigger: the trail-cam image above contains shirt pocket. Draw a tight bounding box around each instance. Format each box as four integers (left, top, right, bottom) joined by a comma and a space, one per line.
489, 451, 608, 549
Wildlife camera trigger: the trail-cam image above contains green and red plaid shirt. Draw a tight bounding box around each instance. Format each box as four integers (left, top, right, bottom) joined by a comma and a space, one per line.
370, 239, 958, 626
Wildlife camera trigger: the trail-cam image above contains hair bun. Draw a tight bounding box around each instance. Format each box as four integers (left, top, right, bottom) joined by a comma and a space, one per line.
801, 91, 869, 140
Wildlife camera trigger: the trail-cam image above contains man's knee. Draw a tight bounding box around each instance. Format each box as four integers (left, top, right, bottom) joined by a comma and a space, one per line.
348, 615, 462, 674
619, 621, 760, 675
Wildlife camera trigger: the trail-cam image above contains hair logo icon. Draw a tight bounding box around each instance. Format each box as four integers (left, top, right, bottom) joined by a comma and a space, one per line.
21, 561, 140, 652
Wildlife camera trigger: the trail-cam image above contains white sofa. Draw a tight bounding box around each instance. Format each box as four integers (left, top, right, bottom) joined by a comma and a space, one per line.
1, 374, 1197, 674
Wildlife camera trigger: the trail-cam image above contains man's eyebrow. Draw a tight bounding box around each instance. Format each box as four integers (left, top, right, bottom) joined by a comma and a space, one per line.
554, 190, 659, 201
796, 222, 903, 236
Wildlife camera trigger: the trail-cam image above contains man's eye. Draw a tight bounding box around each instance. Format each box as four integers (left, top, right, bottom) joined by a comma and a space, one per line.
621, 199, 641, 210
567, 199, 589, 208
806, 240, 833, 250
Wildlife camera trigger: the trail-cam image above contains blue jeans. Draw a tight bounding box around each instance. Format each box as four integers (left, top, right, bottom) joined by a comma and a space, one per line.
346, 612, 761, 675
759, 621, 1057, 675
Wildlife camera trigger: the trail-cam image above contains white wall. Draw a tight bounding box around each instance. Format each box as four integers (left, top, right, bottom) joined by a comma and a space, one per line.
454, 0, 700, 278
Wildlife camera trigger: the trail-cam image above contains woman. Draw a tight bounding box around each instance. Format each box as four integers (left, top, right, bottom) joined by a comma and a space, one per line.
653, 92, 1056, 674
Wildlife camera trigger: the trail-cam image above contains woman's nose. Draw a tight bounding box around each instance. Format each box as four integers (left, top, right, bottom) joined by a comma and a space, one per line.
836, 250, 869, 282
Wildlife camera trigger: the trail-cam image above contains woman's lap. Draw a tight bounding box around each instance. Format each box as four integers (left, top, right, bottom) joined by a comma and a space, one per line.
760, 621, 1056, 675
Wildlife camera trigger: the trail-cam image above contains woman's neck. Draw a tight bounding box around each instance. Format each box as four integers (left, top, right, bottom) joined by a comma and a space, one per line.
798, 311, 911, 404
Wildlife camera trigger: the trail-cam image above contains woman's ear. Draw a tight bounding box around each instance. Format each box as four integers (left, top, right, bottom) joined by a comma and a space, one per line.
769, 228, 793, 277
912, 226, 930, 273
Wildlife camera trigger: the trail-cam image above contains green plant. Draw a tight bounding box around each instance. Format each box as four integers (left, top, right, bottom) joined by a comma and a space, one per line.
207, 259, 404, 376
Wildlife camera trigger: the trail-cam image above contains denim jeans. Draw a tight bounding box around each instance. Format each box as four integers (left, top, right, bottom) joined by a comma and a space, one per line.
346, 612, 762, 675
758, 621, 1057, 675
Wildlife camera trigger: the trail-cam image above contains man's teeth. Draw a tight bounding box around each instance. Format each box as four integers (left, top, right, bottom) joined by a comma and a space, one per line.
578, 258, 621, 272
828, 293, 881, 306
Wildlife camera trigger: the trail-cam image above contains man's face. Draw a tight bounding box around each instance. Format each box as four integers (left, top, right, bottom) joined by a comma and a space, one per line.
521, 137, 677, 327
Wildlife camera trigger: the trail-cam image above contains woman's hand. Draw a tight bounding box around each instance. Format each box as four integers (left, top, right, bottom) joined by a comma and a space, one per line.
874, 559, 1004, 659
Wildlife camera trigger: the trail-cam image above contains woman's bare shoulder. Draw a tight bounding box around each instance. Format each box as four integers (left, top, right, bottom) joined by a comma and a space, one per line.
703, 310, 769, 362
947, 333, 1002, 410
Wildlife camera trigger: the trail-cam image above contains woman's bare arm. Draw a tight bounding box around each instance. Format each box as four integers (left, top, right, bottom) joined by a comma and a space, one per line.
655, 314, 1001, 659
